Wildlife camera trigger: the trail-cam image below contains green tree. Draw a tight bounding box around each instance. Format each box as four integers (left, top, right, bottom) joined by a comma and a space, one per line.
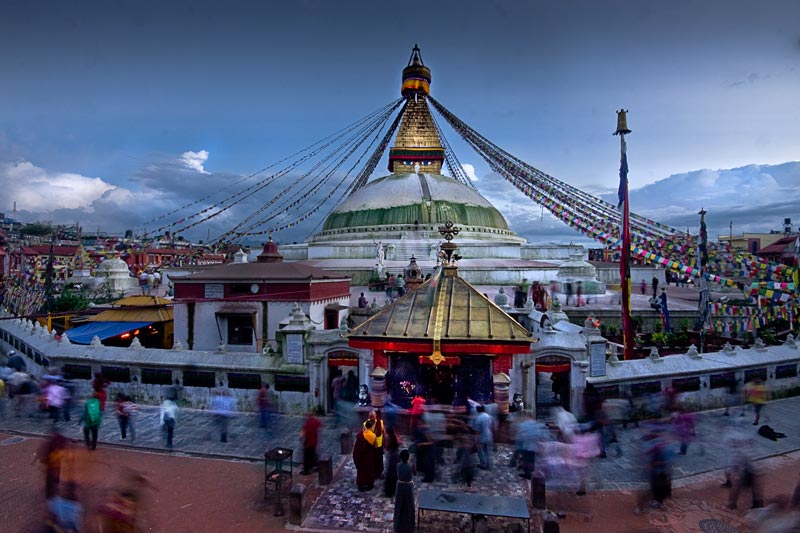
19, 221, 53, 237
50, 290, 89, 312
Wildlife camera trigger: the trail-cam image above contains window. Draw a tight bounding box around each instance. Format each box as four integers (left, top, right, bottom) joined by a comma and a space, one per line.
229, 284, 252, 296
710, 372, 735, 389
631, 381, 662, 396
672, 376, 700, 393
595, 385, 620, 399
226, 314, 254, 345
324, 308, 338, 330
63, 364, 92, 380
142, 368, 173, 385
744, 368, 767, 383
228, 373, 262, 389
183, 370, 215, 388
101, 366, 131, 383
776, 364, 798, 379
274, 374, 310, 392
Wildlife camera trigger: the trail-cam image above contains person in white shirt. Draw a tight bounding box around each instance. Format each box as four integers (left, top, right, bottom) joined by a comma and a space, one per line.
159, 398, 179, 449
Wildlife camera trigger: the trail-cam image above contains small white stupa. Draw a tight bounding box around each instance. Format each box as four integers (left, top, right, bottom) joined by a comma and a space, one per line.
95, 257, 139, 295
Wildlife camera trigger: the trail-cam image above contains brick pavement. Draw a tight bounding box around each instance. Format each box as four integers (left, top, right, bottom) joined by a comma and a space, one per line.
0, 397, 345, 464
4, 396, 800, 531
303, 447, 530, 532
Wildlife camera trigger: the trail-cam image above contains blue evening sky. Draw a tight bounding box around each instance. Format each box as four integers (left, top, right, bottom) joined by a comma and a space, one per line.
1, 0, 798, 243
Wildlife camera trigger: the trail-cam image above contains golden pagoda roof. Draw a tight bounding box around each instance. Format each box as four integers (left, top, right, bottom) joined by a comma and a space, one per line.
348, 267, 532, 346
89, 295, 173, 323
394, 99, 441, 150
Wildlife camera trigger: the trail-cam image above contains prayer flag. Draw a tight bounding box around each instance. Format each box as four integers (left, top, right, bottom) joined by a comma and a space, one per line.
618, 134, 634, 360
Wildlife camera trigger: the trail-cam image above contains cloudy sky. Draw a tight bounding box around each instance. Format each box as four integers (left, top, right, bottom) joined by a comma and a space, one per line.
1, 0, 798, 245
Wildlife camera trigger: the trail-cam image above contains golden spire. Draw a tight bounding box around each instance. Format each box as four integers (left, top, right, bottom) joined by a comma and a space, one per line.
389, 46, 445, 174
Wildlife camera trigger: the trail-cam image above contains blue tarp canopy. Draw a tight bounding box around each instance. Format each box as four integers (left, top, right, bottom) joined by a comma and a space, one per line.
68, 321, 153, 345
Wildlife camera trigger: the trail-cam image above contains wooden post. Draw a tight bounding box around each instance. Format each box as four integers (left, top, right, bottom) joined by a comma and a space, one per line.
340, 430, 352, 454
531, 470, 547, 509
318, 455, 332, 485
289, 483, 305, 525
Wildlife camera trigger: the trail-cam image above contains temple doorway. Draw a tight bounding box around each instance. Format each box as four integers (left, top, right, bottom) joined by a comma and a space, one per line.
420, 363, 455, 405
534, 355, 571, 418
326, 350, 361, 412
387, 354, 492, 408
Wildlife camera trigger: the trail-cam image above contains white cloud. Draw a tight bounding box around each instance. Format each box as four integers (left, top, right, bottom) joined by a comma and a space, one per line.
180, 150, 210, 174
1, 161, 118, 211
476, 162, 800, 245
461, 163, 479, 182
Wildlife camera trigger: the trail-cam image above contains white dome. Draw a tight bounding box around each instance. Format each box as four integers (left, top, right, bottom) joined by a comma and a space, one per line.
97, 258, 131, 274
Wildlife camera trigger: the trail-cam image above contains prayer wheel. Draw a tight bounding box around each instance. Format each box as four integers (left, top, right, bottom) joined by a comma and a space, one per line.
370, 366, 387, 408
493, 372, 511, 416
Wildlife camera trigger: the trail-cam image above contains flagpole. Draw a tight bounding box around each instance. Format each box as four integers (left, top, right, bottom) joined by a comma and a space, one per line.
614, 110, 634, 360
697, 208, 709, 353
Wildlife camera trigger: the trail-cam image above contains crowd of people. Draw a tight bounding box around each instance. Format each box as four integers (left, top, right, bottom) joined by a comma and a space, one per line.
4, 350, 800, 531
334, 379, 800, 530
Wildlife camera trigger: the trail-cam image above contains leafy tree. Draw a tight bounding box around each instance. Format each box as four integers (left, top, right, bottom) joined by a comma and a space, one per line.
19, 221, 53, 237
50, 290, 89, 312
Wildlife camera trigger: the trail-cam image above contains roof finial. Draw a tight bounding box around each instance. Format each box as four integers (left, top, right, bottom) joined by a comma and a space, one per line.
437, 221, 462, 267
401, 45, 431, 98
408, 44, 423, 66
614, 109, 631, 136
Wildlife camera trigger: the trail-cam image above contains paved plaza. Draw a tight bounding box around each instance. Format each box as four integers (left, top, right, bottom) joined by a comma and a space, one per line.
3, 394, 800, 531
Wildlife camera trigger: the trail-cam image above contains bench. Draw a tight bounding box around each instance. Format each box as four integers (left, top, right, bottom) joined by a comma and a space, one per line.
417, 490, 530, 533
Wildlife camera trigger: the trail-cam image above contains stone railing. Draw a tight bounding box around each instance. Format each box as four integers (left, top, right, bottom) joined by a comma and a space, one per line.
0, 310, 312, 414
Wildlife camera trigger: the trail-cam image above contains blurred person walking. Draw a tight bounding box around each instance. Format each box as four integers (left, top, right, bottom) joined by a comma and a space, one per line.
115, 393, 137, 441
393, 449, 415, 532
92, 372, 110, 411
473, 404, 494, 470
46, 481, 82, 533
413, 418, 435, 482
728, 459, 764, 511
45, 378, 67, 423
37, 427, 70, 499
516, 411, 551, 479
638, 421, 674, 510
723, 376, 741, 416
367, 409, 386, 478
383, 426, 400, 498
300, 410, 321, 475
450, 414, 475, 487
353, 419, 378, 491
81, 394, 103, 450
256, 383, 272, 429
159, 397, 178, 449
672, 409, 696, 455
81, 396, 103, 450
60, 376, 76, 422
210, 389, 236, 443
746, 378, 768, 426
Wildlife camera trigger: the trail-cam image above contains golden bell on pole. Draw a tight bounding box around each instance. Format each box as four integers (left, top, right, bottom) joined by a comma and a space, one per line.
614, 109, 631, 136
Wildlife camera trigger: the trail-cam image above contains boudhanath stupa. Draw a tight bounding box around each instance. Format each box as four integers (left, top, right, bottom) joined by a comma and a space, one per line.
278, 46, 582, 286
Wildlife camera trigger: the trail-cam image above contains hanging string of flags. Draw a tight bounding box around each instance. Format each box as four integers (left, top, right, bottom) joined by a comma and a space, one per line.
0, 276, 47, 317
251, 102, 408, 237
427, 96, 798, 295
216, 100, 404, 241
143, 99, 403, 240
139, 99, 403, 234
